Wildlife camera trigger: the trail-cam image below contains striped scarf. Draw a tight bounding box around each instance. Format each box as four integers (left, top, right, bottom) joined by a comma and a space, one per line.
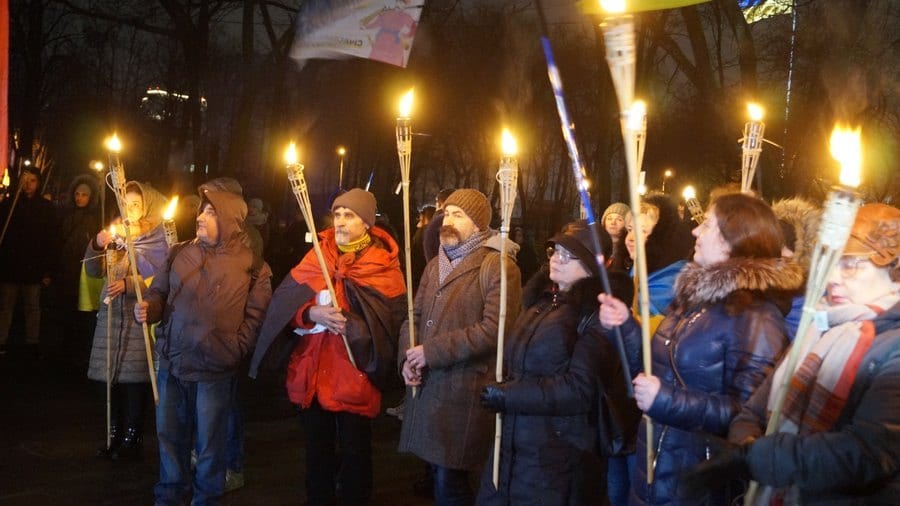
438, 229, 491, 284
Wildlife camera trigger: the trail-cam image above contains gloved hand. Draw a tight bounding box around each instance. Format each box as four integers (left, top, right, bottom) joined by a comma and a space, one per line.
680, 435, 751, 501
479, 383, 506, 412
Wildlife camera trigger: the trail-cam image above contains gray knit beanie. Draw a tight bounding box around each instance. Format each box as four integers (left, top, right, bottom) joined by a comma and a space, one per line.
601, 202, 630, 225
332, 188, 377, 227
443, 189, 491, 231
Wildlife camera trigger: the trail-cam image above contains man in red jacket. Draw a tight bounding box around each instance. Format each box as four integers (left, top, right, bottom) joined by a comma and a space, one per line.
250, 188, 406, 505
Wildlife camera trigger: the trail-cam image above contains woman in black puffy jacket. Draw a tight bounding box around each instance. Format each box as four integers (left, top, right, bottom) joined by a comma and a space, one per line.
599, 193, 803, 505
476, 220, 633, 506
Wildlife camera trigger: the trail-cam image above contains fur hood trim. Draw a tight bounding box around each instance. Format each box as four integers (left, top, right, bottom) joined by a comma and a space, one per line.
772, 198, 821, 272
674, 257, 804, 310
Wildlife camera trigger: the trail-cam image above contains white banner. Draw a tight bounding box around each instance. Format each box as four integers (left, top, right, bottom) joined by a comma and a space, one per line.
291, 0, 425, 68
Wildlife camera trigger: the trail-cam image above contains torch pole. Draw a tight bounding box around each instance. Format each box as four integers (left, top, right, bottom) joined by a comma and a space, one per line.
599, 8, 656, 483
105, 245, 115, 448
107, 152, 159, 404
286, 161, 357, 369
492, 149, 518, 488
0, 184, 21, 248
534, 0, 634, 400
396, 115, 417, 398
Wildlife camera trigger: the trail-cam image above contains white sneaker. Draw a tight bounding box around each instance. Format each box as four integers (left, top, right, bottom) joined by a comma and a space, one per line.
385, 402, 404, 420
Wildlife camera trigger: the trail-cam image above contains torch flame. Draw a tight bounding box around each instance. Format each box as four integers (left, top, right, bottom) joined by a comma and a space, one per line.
748, 103, 764, 122
109, 224, 117, 237
105, 134, 122, 153
501, 129, 518, 157
682, 185, 696, 200
337, 146, 346, 156
599, 0, 626, 13
626, 100, 647, 131
829, 124, 862, 188
1, 169, 8, 187
284, 142, 299, 166
163, 196, 179, 221
398, 89, 414, 118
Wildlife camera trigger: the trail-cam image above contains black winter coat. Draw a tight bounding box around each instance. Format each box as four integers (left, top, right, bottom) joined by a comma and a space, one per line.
476, 272, 626, 506
626, 258, 802, 506
0, 193, 57, 283
744, 301, 900, 504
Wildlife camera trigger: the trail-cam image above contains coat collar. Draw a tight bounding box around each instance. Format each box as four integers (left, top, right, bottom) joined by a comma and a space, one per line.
674, 257, 804, 311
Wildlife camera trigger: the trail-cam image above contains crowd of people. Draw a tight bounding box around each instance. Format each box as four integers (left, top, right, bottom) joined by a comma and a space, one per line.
0, 165, 898, 505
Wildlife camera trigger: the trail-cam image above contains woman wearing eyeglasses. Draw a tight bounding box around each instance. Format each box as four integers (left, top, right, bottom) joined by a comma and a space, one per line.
598, 193, 804, 505
476, 220, 633, 505
687, 203, 900, 505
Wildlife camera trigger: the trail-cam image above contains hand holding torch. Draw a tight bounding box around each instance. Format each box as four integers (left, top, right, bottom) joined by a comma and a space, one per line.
395, 90, 417, 396
105, 134, 159, 404
284, 143, 357, 369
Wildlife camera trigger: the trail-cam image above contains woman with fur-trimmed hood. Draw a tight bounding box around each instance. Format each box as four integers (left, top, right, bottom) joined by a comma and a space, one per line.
599, 193, 803, 505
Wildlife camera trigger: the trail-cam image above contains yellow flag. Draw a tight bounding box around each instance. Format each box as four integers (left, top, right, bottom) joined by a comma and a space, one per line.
579, 0, 711, 14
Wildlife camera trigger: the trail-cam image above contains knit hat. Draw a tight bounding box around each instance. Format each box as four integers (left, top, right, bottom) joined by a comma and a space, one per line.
332, 188, 377, 227
443, 189, 491, 231
547, 219, 611, 278
843, 203, 899, 267
601, 202, 630, 226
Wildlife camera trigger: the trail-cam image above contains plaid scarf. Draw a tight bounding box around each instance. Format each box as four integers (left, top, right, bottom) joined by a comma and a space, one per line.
438, 229, 491, 284
757, 292, 899, 505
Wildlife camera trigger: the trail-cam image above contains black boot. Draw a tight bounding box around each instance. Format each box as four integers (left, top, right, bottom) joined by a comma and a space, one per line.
95, 425, 121, 459
111, 426, 142, 460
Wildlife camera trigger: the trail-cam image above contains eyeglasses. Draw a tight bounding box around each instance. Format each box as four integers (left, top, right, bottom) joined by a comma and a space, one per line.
546, 246, 575, 264
836, 256, 872, 279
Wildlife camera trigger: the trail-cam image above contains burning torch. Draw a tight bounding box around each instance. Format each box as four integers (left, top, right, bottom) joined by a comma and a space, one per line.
492, 128, 519, 488
395, 89, 417, 396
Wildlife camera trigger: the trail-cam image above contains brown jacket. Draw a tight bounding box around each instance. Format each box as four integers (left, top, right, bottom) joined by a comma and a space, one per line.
398, 233, 522, 470
144, 191, 272, 382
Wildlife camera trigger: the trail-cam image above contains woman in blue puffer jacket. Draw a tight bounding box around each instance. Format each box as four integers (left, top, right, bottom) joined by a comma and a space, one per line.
599, 193, 804, 505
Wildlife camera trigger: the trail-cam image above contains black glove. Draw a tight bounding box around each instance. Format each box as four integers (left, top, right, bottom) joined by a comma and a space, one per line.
679, 436, 751, 501
480, 383, 506, 412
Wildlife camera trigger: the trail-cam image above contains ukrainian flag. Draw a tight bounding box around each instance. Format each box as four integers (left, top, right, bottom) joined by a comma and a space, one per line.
739, 0, 793, 23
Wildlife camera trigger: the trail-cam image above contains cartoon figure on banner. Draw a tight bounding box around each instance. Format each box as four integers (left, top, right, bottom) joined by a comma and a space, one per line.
360, 0, 419, 67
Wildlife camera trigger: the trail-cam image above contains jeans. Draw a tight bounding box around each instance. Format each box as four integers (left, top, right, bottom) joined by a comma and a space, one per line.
607, 453, 636, 506
432, 464, 474, 506
154, 367, 235, 506
300, 400, 372, 505
0, 283, 42, 345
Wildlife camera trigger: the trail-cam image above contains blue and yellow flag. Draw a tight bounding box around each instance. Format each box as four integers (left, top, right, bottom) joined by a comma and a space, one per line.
739, 0, 793, 23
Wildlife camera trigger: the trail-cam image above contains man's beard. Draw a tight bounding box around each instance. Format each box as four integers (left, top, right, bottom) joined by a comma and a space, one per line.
439, 225, 462, 247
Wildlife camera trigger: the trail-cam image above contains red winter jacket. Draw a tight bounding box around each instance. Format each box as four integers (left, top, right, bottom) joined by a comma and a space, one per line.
279, 226, 406, 418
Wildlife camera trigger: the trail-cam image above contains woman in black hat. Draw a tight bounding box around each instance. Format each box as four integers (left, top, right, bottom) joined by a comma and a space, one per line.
476, 220, 633, 505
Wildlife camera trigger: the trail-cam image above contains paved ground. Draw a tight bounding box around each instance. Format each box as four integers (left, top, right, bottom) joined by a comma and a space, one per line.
0, 345, 433, 506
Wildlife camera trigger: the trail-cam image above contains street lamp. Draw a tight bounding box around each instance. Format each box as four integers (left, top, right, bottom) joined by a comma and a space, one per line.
662, 168, 674, 192
336, 146, 346, 189
90, 160, 106, 228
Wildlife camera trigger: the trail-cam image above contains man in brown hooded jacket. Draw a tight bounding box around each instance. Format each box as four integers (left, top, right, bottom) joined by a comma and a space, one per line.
135, 189, 272, 505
